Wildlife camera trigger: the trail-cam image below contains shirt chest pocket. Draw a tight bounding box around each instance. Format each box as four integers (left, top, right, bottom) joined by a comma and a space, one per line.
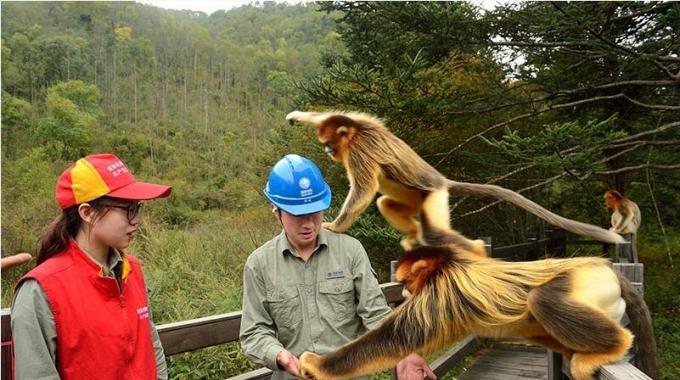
266, 285, 302, 328
319, 278, 355, 322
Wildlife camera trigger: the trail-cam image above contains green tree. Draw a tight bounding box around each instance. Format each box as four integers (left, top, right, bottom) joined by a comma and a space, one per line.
37, 80, 102, 159
300, 2, 679, 240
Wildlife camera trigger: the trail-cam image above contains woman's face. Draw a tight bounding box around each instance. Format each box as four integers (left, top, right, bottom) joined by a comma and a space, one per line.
85, 201, 142, 251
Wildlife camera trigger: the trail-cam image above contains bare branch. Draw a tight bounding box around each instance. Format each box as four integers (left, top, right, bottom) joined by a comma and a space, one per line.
621, 94, 680, 110
489, 40, 590, 48
602, 143, 646, 164
445, 80, 678, 116
613, 121, 680, 143
656, 55, 680, 62
436, 94, 626, 166
610, 139, 680, 149
596, 164, 680, 175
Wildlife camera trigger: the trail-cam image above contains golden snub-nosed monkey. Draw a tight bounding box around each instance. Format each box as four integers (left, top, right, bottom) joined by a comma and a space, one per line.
298, 245, 658, 380
286, 110, 625, 254
605, 190, 641, 235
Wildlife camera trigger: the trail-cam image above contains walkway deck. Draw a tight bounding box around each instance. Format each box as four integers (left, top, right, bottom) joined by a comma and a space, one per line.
459, 343, 548, 380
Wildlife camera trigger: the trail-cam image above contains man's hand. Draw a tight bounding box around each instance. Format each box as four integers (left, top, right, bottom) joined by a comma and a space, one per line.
276, 349, 302, 378
396, 353, 436, 380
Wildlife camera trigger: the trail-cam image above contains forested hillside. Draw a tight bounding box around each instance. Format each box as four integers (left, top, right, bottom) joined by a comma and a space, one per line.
1, 2, 347, 377
2, 2, 678, 379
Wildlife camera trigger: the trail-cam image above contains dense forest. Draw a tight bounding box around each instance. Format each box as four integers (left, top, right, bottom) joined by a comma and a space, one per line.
2, 2, 678, 379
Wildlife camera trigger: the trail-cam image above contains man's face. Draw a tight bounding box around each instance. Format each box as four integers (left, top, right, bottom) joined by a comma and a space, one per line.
278, 209, 324, 250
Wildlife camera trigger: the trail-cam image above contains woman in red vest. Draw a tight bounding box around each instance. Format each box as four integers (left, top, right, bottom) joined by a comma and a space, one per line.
11, 153, 172, 380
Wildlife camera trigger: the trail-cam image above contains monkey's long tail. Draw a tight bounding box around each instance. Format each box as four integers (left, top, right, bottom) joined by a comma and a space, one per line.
616, 272, 658, 378
446, 180, 626, 244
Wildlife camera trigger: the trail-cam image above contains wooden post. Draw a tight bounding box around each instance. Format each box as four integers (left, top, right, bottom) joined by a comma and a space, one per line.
621, 233, 638, 263
548, 349, 566, 380
615, 239, 634, 263
390, 260, 398, 283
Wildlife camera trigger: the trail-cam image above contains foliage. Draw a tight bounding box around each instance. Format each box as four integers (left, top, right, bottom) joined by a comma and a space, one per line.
301, 1, 680, 244
1, 2, 678, 379
486, 116, 626, 175
36, 80, 102, 159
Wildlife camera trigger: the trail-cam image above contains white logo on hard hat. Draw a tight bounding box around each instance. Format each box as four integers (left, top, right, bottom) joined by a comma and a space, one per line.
299, 177, 313, 197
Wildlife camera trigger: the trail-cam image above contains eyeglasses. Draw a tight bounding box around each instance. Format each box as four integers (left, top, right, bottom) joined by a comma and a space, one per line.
107, 202, 144, 222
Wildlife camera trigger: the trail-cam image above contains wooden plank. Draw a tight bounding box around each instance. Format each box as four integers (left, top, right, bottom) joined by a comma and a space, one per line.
614, 241, 634, 263
548, 350, 566, 380
598, 361, 653, 380
458, 344, 548, 380
430, 335, 480, 378
226, 336, 479, 380
613, 263, 643, 283
380, 282, 405, 305
158, 311, 242, 356
2, 309, 11, 380
158, 283, 405, 356
612, 263, 644, 296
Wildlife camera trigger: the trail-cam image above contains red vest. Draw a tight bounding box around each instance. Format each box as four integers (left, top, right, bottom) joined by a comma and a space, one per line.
19, 240, 157, 380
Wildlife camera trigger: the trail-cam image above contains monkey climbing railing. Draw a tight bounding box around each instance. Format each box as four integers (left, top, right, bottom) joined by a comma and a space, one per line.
0, 230, 651, 380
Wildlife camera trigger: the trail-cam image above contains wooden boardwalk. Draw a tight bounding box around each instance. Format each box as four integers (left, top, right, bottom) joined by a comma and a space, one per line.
459, 343, 548, 380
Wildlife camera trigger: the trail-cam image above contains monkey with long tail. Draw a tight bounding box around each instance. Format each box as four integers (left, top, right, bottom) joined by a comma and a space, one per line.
287, 110, 625, 254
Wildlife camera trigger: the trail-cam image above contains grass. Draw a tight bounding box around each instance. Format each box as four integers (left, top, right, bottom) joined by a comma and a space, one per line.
638, 233, 680, 380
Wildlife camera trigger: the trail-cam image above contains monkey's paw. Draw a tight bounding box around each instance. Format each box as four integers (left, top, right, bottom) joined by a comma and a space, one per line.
299, 352, 327, 380
285, 111, 303, 125
400, 237, 418, 251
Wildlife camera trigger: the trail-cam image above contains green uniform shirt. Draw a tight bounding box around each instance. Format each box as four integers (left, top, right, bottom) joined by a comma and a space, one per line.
239, 229, 391, 379
11, 248, 168, 380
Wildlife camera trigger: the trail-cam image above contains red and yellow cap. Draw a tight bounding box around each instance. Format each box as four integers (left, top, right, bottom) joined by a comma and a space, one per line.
56, 153, 172, 209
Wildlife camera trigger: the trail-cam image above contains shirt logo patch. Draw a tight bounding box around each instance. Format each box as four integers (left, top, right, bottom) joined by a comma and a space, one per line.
326, 269, 345, 279
137, 306, 150, 320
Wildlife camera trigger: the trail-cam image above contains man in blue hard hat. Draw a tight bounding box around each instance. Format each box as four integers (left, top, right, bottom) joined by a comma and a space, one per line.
239, 154, 435, 380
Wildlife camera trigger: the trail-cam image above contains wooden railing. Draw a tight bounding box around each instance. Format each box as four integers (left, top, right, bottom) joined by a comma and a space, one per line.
0, 283, 479, 380
159, 282, 480, 380
0, 229, 652, 380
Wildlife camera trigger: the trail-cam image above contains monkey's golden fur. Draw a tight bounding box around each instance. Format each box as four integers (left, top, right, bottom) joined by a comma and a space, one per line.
287, 110, 625, 254
605, 190, 641, 235
298, 245, 658, 380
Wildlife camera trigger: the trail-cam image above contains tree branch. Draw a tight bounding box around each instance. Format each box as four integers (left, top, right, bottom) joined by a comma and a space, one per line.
596, 164, 680, 175
610, 139, 680, 149
436, 93, 626, 166
551, 2, 680, 80
621, 94, 680, 110
613, 121, 680, 143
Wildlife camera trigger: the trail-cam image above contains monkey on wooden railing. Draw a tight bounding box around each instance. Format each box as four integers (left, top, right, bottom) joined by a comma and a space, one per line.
605, 190, 641, 262
287, 110, 625, 254
297, 244, 658, 380
605, 190, 641, 235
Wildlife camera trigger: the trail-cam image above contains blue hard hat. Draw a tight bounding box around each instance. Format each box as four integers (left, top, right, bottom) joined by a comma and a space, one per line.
264, 154, 332, 215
